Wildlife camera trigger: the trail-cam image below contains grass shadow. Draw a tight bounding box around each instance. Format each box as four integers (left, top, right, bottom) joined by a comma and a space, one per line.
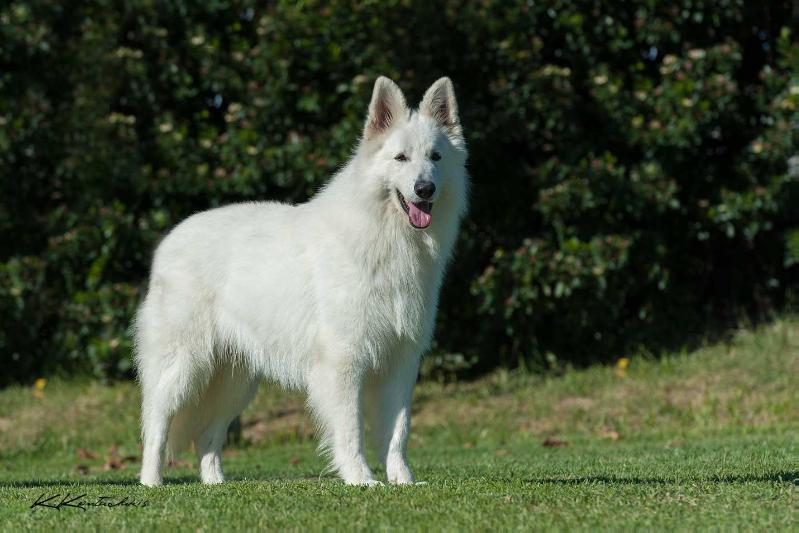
0, 479, 141, 488
530, 472, 799, 486
1, 473, 339, 489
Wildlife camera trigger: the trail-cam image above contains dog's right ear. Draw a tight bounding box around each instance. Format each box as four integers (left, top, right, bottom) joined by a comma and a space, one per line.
364, 76, 407, 141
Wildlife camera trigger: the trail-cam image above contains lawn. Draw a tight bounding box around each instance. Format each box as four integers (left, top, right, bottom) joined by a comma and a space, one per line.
1, 319, 797, 530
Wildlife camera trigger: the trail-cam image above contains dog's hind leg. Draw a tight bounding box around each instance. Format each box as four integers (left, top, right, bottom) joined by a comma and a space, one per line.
192, 364, 260, 484
138, 344, 200, 487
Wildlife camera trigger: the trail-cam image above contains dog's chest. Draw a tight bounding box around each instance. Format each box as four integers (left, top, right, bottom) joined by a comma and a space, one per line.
355, 239, 439, 349
370, 264, 427, 337
314, 229, 441, 358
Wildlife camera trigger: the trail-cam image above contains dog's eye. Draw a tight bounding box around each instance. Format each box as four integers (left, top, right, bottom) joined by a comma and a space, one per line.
394, 153, 408, 162
431, 152, 441, 161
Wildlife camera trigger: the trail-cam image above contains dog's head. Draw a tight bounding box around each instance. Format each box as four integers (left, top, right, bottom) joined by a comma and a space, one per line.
360, 76, 468, 230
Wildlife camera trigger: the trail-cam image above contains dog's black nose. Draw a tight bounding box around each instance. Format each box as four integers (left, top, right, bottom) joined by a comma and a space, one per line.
414, 181, 436, 200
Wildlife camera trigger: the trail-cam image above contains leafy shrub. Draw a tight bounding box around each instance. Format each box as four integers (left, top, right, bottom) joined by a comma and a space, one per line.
0, 1, 797, 384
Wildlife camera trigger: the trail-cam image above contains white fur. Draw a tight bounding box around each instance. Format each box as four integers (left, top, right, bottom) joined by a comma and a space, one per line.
134, 76, 468, 486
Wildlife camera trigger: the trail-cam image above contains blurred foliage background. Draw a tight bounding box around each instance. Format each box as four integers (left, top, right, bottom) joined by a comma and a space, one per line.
1, 0, 798, 385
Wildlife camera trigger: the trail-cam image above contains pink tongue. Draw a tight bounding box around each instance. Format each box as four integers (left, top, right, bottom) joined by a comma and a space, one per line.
408, 202, 432, 228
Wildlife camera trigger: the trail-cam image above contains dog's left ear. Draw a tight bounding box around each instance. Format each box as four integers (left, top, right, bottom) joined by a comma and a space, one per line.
420, 77, 462, 139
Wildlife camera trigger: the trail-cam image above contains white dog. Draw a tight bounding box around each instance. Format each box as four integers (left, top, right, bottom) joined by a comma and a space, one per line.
134, 76, 469, 486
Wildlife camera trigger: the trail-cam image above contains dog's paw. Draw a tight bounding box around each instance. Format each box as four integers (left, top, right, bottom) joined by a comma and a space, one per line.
346, 478, 384, 487
389, 480, 427, 486
140, 474, 163, 487
387, 463, 414, 485
201, 468, 225, 485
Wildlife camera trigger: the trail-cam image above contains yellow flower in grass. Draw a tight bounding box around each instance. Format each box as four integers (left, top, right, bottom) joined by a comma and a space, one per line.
32, 378, 47, 399
615, 358, 629, 378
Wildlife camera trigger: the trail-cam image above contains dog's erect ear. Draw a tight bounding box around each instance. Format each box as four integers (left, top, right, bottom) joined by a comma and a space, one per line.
419, 77, 462, 138
364, 76, 407, 141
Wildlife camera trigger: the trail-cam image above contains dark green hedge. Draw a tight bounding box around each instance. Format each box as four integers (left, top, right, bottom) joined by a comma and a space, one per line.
1, 1, 798, 384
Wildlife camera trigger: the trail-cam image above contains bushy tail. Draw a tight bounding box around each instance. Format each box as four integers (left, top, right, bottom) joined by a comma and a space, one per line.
165, 362, 259, 460
165, 402, 202, 460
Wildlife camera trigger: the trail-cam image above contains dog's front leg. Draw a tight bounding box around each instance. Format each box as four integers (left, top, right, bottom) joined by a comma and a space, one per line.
307, 356, 377, 485
366, 354, 421, 484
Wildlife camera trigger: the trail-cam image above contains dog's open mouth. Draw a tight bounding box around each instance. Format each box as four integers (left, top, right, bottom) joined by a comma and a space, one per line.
396, 190, 433, 229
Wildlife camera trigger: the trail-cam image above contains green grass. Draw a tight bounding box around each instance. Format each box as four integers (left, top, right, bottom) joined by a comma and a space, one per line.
2, 318, 798, 530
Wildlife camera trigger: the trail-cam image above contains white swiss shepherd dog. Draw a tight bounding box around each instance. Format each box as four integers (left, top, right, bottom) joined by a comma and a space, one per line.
134, 76, 469, 486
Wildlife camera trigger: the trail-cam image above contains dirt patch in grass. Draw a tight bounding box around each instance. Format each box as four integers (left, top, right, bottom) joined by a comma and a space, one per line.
557, 396, 596, 410
242, 406, 315, 444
